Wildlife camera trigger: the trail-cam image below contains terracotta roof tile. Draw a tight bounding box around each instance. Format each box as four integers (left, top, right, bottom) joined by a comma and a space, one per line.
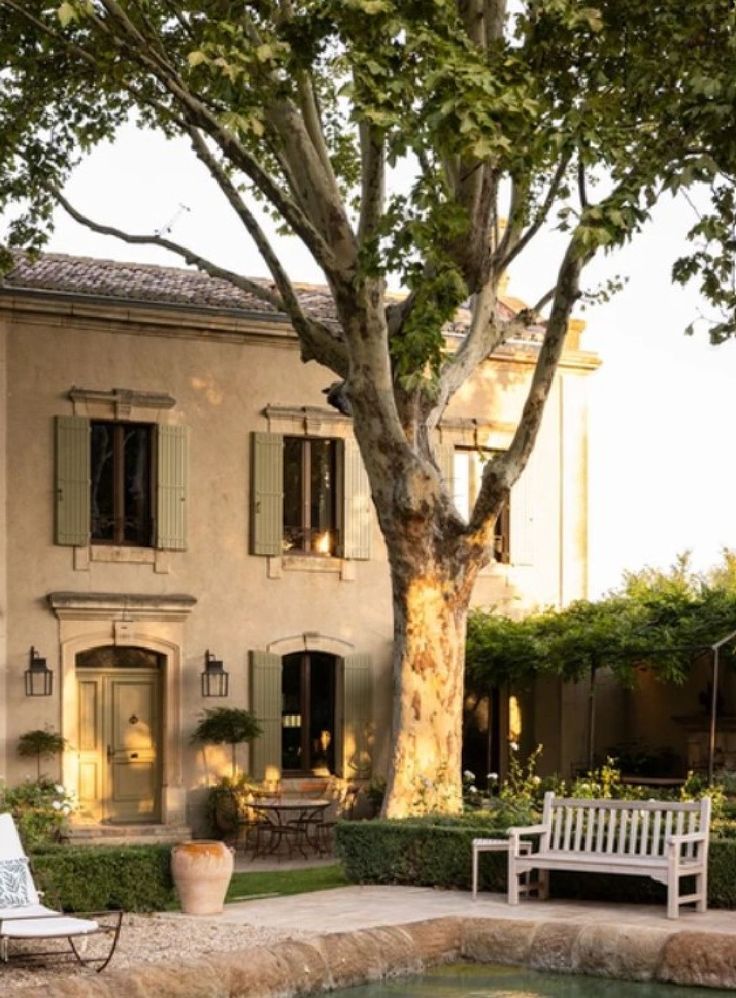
1, 252, 544, 341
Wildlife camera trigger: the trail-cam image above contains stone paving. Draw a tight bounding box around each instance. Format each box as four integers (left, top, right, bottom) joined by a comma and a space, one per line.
212, 884, 736, 937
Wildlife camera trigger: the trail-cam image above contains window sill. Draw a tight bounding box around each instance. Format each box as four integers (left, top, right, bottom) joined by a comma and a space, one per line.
282, 554, 342, 573
91, 545, 155, 565
267, 555, 356, 581
73, 545, 171, 575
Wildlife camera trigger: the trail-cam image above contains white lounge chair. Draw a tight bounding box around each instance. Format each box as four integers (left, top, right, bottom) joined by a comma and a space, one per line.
0, 812, 122, 971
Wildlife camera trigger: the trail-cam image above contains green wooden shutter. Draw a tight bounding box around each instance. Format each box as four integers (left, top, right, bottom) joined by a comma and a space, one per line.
156, 425, 188, 550
340, 654, 372, 779
342, 438, 371, 560
251, 432, 283, 556
437, 442, 455, 507
250, 651, 282, 782
55, 416, 90, 546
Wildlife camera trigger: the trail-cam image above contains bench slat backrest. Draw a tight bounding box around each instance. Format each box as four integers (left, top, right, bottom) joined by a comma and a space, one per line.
543, 793, 710, 857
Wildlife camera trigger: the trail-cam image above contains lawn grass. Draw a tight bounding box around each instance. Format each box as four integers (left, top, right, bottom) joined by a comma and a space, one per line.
225, 863, 349, 902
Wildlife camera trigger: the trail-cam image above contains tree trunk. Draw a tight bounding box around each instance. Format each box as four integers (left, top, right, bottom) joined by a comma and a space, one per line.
381, 559, 473, 818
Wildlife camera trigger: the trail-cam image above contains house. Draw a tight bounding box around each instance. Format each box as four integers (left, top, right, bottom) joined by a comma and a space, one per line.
0, 254, 599, 834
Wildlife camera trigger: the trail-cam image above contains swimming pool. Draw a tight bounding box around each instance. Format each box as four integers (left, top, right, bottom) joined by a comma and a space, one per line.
331, 962, 733, 996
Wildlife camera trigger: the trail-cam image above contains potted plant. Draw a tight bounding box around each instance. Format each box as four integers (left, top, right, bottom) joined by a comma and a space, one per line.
191, 707, 262, 838
172, 710, 261, 914
206, 773, 259, 839
191, 707, 262, 779
17, 727, 67, 780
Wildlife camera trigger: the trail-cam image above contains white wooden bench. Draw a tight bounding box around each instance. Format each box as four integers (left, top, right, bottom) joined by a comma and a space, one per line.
508, 791, 711, 919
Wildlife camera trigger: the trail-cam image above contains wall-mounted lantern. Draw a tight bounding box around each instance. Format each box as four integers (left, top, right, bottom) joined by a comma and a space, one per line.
25, 647, 53, 697
201, 650, 229, 698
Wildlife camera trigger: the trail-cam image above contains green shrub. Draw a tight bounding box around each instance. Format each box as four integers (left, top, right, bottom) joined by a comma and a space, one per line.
336, 820, 507, 892
336, 820, 736, 908
1, 779, 76, 850
30, 844, 175, 912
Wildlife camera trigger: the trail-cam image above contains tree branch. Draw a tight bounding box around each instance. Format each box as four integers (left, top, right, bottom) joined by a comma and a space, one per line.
496, 154, 571, 272
578, 158, 589, 210
358, 122, 385, 245
24, 0, 342, 274
187, 128, 348, 374
53, 189, 283, 309
468, 237, 589, 538
431, 278, 504, 432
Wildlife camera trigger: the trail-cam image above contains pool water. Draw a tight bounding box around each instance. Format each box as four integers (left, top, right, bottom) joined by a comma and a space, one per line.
331, 963, 733, 996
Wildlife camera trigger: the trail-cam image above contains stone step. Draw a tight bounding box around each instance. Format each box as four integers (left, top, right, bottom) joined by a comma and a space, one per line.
67, 823, 192, 847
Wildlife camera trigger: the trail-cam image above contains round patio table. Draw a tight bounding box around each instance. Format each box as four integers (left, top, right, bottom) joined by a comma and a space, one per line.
250, 798, 331, 859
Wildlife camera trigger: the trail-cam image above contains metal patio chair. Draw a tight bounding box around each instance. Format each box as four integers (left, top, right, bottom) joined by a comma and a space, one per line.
0, 812, 122, 972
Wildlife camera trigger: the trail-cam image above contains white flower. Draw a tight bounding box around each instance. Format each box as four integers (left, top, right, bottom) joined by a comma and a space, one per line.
61, 805, 71, 815
468, 786, 478, 794
51, 801, 62, 811
532, 776, 541, 786
463, 770, 475, 781
487, 772, 498, 781
55, 785, 65, 795
509, 742, 519, 752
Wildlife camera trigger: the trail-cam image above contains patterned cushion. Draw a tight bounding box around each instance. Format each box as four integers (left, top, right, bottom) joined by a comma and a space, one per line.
0, 859, 31, 907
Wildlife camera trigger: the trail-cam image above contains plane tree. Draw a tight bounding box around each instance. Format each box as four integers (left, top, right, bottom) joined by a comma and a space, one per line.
0, 1, 734, 815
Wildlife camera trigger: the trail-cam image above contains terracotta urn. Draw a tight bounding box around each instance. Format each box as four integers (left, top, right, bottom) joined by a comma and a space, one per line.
171, 840, 234, 915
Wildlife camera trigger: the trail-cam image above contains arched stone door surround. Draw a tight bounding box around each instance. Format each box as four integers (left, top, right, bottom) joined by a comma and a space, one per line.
49, 592, 195, 826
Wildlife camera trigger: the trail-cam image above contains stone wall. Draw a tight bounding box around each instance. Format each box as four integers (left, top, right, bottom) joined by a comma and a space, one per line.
17, 915, 736, 996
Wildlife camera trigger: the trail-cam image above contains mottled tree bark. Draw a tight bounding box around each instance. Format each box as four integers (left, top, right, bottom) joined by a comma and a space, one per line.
383, 562, 473, 817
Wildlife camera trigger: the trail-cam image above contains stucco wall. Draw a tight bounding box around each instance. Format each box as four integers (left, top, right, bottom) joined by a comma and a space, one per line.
0, 295, 597, 820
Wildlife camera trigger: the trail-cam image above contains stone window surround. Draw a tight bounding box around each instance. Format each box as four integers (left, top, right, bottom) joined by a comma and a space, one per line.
48, 591, 196, 827
261, 406, 358, 582
68, 386, 179, 574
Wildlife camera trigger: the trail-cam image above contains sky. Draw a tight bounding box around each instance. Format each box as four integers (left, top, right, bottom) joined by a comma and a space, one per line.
21, 124, 736, 599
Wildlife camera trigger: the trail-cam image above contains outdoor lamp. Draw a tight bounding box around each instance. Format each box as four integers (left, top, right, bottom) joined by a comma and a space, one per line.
25, 646, 53, 697
201, 650, 229, 697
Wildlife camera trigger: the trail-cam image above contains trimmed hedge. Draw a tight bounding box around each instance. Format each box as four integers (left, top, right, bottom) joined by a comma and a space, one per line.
335, 820, 736, 908
30, 843, 175, 912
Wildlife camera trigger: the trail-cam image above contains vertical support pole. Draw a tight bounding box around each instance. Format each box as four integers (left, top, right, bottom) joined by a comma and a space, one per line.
708, 647, 719, 785
587, 659, 597, 772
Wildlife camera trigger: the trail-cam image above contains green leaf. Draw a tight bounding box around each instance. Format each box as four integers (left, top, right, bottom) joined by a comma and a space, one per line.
57, 2, 76, 27
187, 50, 207, 68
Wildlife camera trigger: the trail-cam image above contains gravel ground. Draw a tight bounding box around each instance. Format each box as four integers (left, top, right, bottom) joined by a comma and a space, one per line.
0, 912, 310, 992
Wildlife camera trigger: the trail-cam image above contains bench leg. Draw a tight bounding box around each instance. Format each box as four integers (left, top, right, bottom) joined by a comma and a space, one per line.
537, 868, 549, 900
472, 848, 478, 900
507, 855, 520, 905
667, 876, 680, 920
696, 870, 707, 913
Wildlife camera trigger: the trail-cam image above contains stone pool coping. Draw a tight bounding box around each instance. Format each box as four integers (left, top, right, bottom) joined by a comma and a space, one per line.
16, 913, 736, 996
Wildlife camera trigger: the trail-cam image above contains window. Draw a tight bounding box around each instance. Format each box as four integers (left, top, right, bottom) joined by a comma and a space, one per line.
281, 652, 336, 773
453, 449, 510, 563
283, 437, 338, 556
251, 432, 371, 561
250, 649, 372, 782
55, 416, 187, 550
91, 421, 154, 546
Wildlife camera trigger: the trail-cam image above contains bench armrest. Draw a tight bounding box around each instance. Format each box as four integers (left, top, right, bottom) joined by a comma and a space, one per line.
507, 824, 547, 837
668, 831, 708, 845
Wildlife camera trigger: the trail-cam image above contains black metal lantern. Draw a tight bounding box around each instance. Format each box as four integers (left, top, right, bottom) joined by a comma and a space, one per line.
201, 650, 229, 697
25, 646, 53, 697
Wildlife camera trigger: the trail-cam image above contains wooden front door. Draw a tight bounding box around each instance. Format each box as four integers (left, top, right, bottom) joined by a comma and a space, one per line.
77, 668, 161, 823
